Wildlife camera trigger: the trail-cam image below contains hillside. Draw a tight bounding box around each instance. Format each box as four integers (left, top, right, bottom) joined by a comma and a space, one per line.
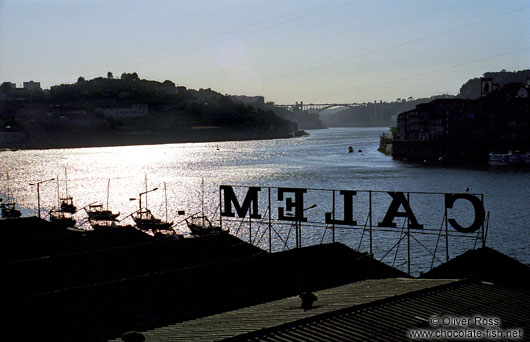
458, 69, 530, 99
0, 73, 299, 149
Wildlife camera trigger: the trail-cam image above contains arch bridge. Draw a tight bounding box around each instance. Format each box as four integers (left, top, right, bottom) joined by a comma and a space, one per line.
276, 102, 362, 114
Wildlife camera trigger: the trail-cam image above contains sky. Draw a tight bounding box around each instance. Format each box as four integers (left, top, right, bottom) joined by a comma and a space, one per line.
0, 0, 529, 104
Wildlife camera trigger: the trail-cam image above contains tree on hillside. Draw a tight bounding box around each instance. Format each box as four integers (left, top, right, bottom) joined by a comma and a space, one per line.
107, 71, 113, 79
121, 72, 139, 82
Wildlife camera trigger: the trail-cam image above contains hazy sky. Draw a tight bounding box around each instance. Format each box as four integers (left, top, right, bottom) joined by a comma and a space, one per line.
1, 0, 528, 104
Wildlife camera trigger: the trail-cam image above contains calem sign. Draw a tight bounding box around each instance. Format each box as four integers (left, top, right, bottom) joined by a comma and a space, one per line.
219, 185, 486, 233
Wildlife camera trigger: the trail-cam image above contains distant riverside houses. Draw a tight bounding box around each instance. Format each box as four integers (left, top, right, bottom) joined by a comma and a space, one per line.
396, 80, 530, 144
395, 99, 477, 142
393, 80, 530, 163
96, 104, 148, 118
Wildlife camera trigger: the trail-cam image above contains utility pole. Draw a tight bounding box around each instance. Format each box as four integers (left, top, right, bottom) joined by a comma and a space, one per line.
30, 178, 55, 218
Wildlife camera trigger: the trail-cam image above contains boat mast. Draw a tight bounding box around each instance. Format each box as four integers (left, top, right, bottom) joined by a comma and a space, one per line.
56, 175, 60, 207
144, 174, 148, 211
64, 167, 68, 199
6, 171, 10, 202
164, 182, 168, 222
202, 178, 205, 228
107, 179, 110, 210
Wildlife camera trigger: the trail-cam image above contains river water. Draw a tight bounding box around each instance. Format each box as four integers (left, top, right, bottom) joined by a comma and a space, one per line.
1, 127, 529, 274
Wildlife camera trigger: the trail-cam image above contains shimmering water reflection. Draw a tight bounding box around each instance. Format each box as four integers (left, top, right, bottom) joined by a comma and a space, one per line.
1, 127, 529, 273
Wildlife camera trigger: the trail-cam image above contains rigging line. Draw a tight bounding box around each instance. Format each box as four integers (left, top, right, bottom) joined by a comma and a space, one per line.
314, 46, 530, 101
252, 5, 530, 85
105, 0, 357, 71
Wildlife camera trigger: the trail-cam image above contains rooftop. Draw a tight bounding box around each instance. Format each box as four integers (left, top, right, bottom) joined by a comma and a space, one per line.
109, 278, 455, 342
224, 279, 530, 342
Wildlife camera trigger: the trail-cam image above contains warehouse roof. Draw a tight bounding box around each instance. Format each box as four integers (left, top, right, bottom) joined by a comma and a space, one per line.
224, 280, 530, 342
111, 278, 455, 342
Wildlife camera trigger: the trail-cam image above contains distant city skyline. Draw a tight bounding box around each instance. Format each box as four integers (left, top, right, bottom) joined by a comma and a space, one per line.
1, 0, 529, 104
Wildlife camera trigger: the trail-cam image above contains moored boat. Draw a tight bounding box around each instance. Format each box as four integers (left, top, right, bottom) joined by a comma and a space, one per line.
1, 172, 21, 218
90, 221, 134, 230
1, 199, 21, 218
60, 196, 77, 214
129, 179, 173, 233
185, 213, 225, 236
133, 208, 173, 231
489, 151, 530, 166
49, 209, 76, 228
85, 204, 120, 221
57, 168, 77, 213
488, 152, 509, 166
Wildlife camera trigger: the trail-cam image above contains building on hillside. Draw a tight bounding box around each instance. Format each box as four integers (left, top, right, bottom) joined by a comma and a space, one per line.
394, 98, 487, 163
23, 81, 41, 92
393, 80, 530, 164
96, 104, 148, 118
229, 95, 265, 106
1, 82, 17, 89
0, 82, 17, 100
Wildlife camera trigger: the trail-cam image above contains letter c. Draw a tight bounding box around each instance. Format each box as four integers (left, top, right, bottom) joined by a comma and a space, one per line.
445, 194, 485, 233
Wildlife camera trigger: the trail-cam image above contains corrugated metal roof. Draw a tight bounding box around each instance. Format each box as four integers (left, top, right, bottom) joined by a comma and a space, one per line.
108, 279, 455, 342
225, 280, 530, 342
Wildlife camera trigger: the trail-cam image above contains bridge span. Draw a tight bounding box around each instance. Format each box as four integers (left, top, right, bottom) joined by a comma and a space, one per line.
276, 102, 362, 113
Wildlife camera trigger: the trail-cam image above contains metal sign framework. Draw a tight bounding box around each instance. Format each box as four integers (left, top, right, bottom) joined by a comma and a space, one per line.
217, 185, 489, 276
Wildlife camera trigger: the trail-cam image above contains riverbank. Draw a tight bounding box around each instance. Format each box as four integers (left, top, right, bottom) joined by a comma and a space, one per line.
2, 127, 301, 151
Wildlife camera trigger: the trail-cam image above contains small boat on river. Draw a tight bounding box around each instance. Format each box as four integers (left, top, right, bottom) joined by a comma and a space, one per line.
90, 220, 134, 231
133, 208, 173, 231
49, 209, 76, 228
489, 151, 530, 166
58, 168, 77, 213
60, 196, 77, 214
85, 179, 122, 230
184, 179, 226, 236
129, 179, 173, 233
85, 204, 120, 221
1, 172, 21, 218
1, 198, 21, 218
185, 213, 225, 236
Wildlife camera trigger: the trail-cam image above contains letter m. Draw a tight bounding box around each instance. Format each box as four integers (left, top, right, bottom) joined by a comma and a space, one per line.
220, 185, 261, 219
